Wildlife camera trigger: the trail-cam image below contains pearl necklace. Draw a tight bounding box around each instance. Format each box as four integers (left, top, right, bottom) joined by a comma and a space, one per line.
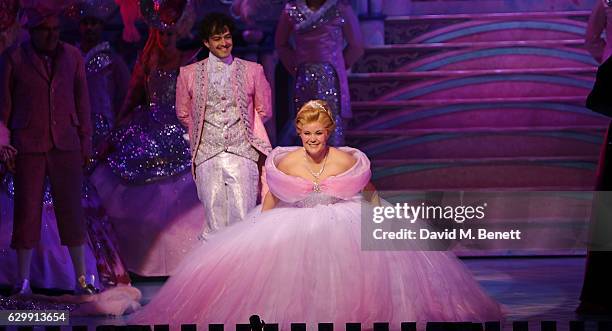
303, 147, 329, 192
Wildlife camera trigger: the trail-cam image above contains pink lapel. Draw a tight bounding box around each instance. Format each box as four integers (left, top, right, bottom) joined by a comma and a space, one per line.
195, 58, 209, 147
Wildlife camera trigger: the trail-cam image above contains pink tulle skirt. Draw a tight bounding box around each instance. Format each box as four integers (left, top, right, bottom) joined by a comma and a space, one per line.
129, 198, 502, 329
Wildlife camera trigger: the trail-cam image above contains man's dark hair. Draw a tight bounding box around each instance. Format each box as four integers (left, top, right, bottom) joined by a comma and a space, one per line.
199, 12, 235, 41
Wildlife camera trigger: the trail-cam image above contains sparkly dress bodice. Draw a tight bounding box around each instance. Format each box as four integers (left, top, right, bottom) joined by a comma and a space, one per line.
277, 193, 342, 208
265, 147, 371, 207
285, 0, 345, 65
107, 66, 191, 183
147, 68, 181, 125
83, 42, 118, 149
279, 0, 350, 146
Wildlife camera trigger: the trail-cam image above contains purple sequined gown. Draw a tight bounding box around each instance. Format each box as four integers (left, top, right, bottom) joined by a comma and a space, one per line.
91, 66, 203, 276
276, 0, 364, 146
107, 68, 191, 183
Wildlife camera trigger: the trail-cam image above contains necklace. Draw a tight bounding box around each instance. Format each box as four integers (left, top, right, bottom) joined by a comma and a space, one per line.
303, 148, 329, 192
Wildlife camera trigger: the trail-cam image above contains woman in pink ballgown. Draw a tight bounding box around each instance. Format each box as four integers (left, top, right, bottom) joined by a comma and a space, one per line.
129, 100, 502, 328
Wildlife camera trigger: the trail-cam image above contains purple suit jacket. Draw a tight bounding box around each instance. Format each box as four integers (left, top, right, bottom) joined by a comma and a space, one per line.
0, 41, 92, 156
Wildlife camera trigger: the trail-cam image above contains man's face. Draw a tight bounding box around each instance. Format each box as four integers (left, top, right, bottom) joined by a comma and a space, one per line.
79, 16, 103, 45
204, 28, 233, 59
30, 16, 60, 52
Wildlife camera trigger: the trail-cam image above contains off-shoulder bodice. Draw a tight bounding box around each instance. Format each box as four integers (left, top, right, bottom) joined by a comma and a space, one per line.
265, 147, 371, 205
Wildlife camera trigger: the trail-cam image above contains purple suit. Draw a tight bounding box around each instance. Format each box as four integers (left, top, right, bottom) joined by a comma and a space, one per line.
0, 41, 92, 249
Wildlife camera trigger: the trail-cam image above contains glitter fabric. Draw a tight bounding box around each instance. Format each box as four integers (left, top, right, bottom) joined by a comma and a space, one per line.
82, 42, 116, 148
283, 193, 341, 208
288, 0, 340, 32
1, 174, 53, 205
82, 44, 131, 287
294, 62, 344, 146
190, 58, 272, 163
82, 180, 131, 287
278, 0, 361, 146
194, 55, 259, 165
108, 67, 191, 183
93, 113, 111, 149
0, 295, 77, 311
194, 152, 259, 237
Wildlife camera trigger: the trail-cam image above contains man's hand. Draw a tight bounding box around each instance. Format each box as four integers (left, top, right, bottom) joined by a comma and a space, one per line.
0, 145, 16, 161
0, 145, 17, 173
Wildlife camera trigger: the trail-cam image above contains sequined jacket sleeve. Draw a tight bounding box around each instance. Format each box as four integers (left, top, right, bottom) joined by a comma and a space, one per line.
586, 0, 607, 63
253, 63, 272, 122
275, 6, 297, 75
175, 65, 193, 130
340, 3, 364, 69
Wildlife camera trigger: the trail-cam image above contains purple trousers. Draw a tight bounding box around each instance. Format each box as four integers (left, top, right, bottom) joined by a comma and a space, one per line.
11, 148, 86, 249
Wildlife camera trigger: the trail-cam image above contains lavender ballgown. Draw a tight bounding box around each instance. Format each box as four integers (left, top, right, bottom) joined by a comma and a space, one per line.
129, 147, 502, 328
90, 66, 202, 276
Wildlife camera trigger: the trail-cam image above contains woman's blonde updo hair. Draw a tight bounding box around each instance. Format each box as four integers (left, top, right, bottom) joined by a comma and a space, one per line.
295, 100, 336, 135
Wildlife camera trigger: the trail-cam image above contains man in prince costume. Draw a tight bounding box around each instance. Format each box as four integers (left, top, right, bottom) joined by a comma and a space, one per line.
176, 12, 272, 237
